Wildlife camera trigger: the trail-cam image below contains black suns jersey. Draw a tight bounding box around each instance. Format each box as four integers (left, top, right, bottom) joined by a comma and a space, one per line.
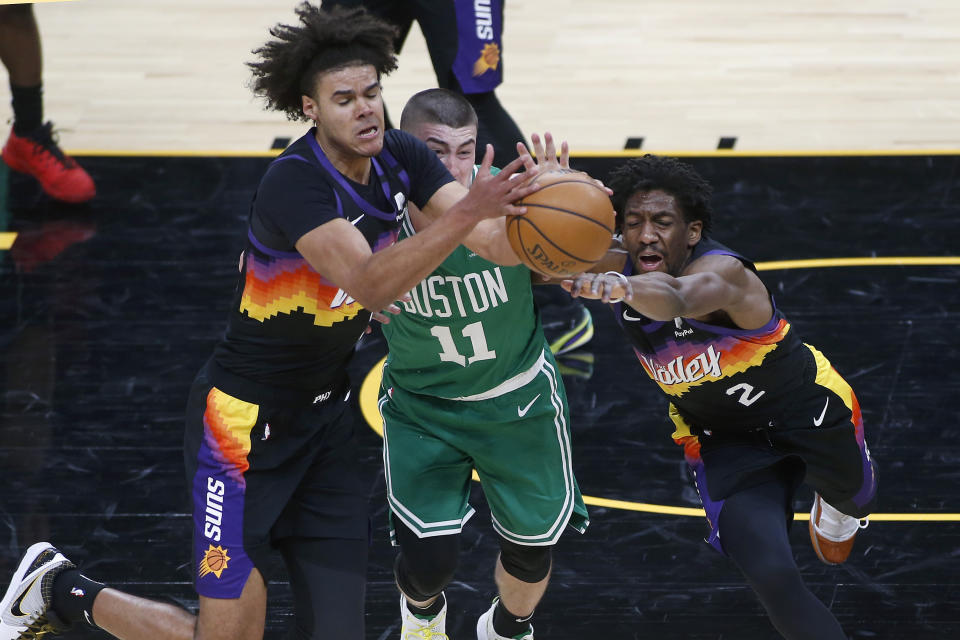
212, 128, 454, 391
615, 237, 811, 433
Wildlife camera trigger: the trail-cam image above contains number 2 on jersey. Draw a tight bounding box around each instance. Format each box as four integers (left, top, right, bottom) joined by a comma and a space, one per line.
430, 321, 496, 367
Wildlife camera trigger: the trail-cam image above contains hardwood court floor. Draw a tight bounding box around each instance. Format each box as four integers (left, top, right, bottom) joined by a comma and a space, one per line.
1, 151, 958, 639
1, 1, 959, 152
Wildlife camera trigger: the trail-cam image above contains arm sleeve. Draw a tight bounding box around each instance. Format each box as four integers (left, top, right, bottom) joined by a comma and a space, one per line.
385, 130, 456, 209
253, 158, 341, 247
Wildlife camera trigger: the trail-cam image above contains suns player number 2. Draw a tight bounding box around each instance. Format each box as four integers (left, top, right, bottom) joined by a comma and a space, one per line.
430, 322, 496, 367
726, 382, 766, 406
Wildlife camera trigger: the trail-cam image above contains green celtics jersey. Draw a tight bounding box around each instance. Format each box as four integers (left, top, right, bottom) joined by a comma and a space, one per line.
382, 169, 546, 399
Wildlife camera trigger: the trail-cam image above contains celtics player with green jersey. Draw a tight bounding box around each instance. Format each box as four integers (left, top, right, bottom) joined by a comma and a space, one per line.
379, 89, 589, 640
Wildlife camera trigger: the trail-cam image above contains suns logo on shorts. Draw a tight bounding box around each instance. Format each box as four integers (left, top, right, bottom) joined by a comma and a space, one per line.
473, 43, 500, 76
198, 544, 231, 579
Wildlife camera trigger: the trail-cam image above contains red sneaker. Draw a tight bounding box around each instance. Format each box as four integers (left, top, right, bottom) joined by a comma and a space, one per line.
2, 122, 95, 203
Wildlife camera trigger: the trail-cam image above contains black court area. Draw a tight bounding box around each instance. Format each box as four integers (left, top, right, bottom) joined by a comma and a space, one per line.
1, 154, 958, 639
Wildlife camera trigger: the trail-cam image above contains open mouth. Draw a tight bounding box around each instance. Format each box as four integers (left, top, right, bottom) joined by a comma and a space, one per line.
358, 125, 379, 139
637, 253, 664, 271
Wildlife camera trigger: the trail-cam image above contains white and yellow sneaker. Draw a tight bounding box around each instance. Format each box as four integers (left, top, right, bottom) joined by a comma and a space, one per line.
400, 594, 448, 639
809, 493, 869, 565
1, 542, 74, 640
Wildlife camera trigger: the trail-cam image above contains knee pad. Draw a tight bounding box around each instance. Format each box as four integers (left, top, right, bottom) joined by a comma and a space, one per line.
498, 538, 552, 583
393, 522, 459, 600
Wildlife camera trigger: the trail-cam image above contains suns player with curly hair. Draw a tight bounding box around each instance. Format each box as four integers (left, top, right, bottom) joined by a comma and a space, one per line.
0, 4, 546, 640
564, 155, 879, 640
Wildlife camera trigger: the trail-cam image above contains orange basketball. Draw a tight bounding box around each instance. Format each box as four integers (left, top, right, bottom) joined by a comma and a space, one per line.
506, 170, 615, 277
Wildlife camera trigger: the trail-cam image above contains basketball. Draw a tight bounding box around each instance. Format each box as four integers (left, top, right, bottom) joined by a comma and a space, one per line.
506, 170, 615, 277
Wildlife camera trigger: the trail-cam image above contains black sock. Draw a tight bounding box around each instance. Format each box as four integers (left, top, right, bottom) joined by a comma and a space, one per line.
51, 568, 106, 628
10, 82, 43, 135
492, 599, 533, 638
406, 592, 445, 618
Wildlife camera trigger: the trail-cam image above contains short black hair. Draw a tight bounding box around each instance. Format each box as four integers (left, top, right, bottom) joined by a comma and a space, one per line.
247, 3, 398, 121
399, 88, 478, 132
607, 155, 713, 234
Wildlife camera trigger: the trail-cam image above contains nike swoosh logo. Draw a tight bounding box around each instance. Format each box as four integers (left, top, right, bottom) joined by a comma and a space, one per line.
10, 575, 41, 617
517, 394, 541, 417
350, 214, 365, 226
813, 397, 829, 426
622, 308, 645, 322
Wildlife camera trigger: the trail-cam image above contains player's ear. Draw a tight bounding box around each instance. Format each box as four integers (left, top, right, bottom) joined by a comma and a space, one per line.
302, 95, 319, 122
688, 220, 703, 245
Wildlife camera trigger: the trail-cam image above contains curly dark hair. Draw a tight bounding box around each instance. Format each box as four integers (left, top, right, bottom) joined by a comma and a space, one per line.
607, 155, 714, 235
247, 3, 399, 121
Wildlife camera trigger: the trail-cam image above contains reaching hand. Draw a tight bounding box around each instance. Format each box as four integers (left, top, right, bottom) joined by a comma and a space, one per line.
561, 271, 633, 304
466, 144, 541, 218
364, 296, 409, 333
518, 132, 612, 195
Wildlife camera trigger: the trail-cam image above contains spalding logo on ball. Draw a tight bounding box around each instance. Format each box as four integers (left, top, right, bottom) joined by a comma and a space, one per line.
506, 169, 615, 277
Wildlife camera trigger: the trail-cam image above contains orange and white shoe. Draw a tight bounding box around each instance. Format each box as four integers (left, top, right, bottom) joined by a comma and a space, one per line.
809, 493, 869, 565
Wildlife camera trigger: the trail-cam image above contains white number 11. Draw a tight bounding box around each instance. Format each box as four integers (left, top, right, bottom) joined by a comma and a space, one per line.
430, 321, 497, 367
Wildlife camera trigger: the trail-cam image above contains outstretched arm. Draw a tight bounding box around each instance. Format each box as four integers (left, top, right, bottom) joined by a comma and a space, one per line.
563, 254, 773, 327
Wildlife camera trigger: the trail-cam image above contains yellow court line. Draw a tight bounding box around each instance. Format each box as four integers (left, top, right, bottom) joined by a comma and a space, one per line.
574, 148, 960, 158
756, 256, 960, 270
0, 232, 17, 250
358, 256, 960, 522
63, 148, 960, 159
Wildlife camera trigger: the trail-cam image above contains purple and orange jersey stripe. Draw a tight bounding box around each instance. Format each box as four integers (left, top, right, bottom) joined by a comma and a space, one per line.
239, 230, 398, 325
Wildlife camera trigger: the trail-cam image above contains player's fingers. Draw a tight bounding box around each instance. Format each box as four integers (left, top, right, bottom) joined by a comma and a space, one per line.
478, 143, 495, 175
530, 132, 546, 163
559, 140, 570, 169
565, 274, 587, 298
543, 132, 557, 163
499, 150, 530, 181
501, 202, 528, 217
514, 139, 539, 175
605, 279, 624, 304
504, 170, 541, 203
589, 274, 603, 297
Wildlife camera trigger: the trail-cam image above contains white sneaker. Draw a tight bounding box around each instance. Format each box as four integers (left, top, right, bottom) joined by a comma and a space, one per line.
400, 594, 448, 639
1, 542, 75, 639
809, 493, 869, 565
476, 599, 533, 640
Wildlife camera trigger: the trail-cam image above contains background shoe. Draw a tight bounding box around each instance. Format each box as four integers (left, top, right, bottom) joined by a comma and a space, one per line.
809, 493, 868, 564
399, 594, 448, 639
545, 304, 594, 356
2, 123, 95, 203
476, 599, 533, 640
1, 542, 74, 639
